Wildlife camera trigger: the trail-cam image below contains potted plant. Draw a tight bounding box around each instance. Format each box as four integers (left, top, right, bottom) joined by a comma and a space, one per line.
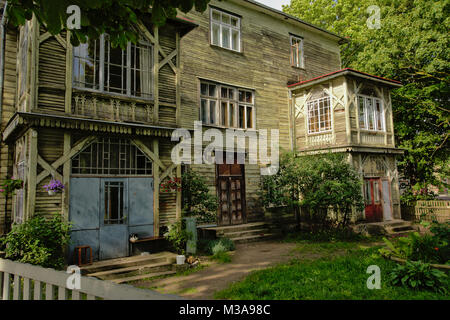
0, 177, 23, 195
43, 179, 65, 195
165, 221, 191, 264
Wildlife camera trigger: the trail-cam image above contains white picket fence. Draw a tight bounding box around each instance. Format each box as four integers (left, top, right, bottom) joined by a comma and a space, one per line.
0, 258, 180, 300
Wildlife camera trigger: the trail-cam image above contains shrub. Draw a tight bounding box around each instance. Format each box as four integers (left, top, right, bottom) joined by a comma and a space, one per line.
388, 260, 448, 294
198, 237, 235, 255
0, 214, 71, 270
211, 241, 227, 255
164, 220, 191, 255
211, 251, 232, 263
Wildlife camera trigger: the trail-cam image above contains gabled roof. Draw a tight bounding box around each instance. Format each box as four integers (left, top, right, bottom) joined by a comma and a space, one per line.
241, 0, 347, 43
288, 68, 402, 90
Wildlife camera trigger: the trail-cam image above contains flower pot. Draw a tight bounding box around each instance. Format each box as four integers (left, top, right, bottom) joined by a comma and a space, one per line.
48, 190, 56, 195
176, 254, 186, 265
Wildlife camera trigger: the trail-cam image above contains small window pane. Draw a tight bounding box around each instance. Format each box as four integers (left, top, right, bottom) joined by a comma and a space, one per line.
209, 84, 217, 97
222, 13, 230, 24
210, 100, 216, 124
229, 103, 235, 127
231, 17, 238, 27
231, 30, 239, 51
222, 27, 230, 48
246, 107, 253, 128
201, 83, 208, 96
201, 99, 208, 123
239, 105, 245, 128
212, 23, 220, 46
221, 102, 227, 126
212, 11, 220, 21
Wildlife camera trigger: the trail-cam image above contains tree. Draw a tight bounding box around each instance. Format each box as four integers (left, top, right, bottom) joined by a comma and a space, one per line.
261, 152, 364, 230
5, 0, 211, 47
284, 0, 449, 191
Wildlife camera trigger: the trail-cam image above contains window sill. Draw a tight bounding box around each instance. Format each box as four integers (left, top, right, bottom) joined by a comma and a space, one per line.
307, 131, 333, 136
72, 88, 154, 105
291, 65, 306, 71
210, 44, 244, 56
202, 123, 257, 132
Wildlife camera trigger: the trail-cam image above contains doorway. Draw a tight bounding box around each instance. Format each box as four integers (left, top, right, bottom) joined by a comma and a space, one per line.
363, 178, 383, 222
216, 154, 246, 226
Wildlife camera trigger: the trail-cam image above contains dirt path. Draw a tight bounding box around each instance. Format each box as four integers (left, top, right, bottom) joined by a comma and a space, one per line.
133, 241, 300, 299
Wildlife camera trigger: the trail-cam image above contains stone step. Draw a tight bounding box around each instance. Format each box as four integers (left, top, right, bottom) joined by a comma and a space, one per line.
210, 222, 270, 235
112, 270, 177, 284
390, 225, 416, 233
232, 233, 278, 244
87, 261, 174, 280
80, 252, 176, 275
222, 228, 272, 239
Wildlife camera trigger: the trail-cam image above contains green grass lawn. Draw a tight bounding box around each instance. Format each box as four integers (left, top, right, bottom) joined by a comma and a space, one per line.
215, 242, 449, 300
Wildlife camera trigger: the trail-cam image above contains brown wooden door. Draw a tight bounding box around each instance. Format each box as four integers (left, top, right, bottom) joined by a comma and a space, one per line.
364, 178, 383, 222
217, 156, 246, 226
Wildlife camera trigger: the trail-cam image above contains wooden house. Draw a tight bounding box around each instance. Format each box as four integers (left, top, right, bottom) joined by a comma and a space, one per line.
0, 0, 404, 262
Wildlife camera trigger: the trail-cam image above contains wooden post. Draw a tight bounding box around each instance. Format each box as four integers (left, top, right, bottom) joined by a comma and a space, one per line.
153, 139, 160, 236
176, 164, 182, 220
153, 26, 159, 124
65, 31, 73, 114
175, 31, 181, 126
25, 129, 38, 220
62, 133, 71, 221
344, 77, 351, 144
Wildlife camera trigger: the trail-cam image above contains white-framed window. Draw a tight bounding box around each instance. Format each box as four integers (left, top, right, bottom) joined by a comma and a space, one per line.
358, 95, 385, 131
73, 35, 153, 99
307, 95, 332, 134
210, 8, 241, 52
200, 81, 255, 129
290, 35, 303, 68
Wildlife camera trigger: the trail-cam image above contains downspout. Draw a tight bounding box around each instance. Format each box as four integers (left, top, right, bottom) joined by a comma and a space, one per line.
0, 1, 8, 234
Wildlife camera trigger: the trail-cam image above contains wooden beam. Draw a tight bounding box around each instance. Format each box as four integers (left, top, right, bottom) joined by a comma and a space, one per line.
175, 31, 181, 126
160, 163, 177, 181
62, 133, 71, 221
26, 130, 38, 220
131, 139, 166, 171
65, 31, 73, 113
344, 77, 351, 144
36, 136, 96, 184
153, 25, 159, 124
176, 165, 182, 220
158, 49, 177, 72
153, 139, 160, 237
37, 155, 63, 182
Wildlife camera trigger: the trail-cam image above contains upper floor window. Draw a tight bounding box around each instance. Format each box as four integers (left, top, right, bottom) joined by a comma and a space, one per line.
307, 95, 331, 134
200, 81, 255, 129
290, 35, 303, 68
210, 8, 241, 52
73, 35, 153, 99
358, 95, 384, 131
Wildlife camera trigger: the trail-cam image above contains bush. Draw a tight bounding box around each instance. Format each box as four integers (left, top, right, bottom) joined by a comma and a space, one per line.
164, 221, 191, 255
0, 215, 71, 270
211, 251, 232, 263
198, 237, 235, 255
388, 260, 448, 294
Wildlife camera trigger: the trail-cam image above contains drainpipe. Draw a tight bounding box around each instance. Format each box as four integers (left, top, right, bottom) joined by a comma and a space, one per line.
0, 1, 8, 234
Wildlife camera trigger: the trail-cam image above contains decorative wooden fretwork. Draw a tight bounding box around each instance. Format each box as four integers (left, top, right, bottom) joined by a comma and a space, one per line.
72, 94, 154, 124
306, 133, 335, 146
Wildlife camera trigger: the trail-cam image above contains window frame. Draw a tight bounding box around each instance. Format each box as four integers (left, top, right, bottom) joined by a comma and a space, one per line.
290, 35, 304, 69
72, 34, 154, 101
199, 80, 255, 130
210, 7, 241, 52
357, 94, 385, 132
307, 95, 332, 134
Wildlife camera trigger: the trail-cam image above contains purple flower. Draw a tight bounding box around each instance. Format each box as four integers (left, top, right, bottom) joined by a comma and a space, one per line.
43, 179, 65, 192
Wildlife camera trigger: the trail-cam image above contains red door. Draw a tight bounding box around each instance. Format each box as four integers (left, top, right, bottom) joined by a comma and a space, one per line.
364, 178, 383, 222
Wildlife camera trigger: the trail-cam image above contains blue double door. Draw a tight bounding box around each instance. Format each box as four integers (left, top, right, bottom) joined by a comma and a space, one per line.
69, 177, 154, 261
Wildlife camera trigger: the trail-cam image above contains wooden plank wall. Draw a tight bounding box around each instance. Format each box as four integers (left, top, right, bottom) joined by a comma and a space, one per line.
0, 27, 18, 234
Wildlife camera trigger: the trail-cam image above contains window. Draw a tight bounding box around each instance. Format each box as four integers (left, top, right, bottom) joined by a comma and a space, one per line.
73, 35, 153, 99
200, 81, 255, 129
307, 95, 331, 134
104, 181, 125, 224
210, 8, 241, 52
358, 95, 384, 131
72, 138, 153, 175
290, 35, 303, 68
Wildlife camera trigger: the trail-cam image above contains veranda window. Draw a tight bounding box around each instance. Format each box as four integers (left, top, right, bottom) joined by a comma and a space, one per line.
210, 8, 241, 52
307, 95, 332, 134
290, 35, 304, 68
71, 138, 153, 175
73, 35, 153, 99
358, 95, 384, 131
200, 81, 255, 129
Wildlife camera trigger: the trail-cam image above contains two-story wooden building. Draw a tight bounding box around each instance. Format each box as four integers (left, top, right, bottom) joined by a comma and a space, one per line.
0, 0, 404, 262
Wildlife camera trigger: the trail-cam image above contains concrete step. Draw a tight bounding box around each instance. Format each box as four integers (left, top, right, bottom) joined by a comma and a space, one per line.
232, 233, 278, 244
222, 228, 272, 239
112, 270, 177, 284
210, 222, 270, 235
80, 252, 176, 275
86, 261, 174, 280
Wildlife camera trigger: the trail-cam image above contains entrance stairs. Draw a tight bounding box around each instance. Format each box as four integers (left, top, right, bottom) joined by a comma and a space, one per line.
200, 222, 281, 244
355, 219, 418, 238
80, 251, 177, 284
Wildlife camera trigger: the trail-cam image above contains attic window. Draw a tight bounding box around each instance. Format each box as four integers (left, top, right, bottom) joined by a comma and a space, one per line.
290, 35, 303, 68
210, 8, 241, 52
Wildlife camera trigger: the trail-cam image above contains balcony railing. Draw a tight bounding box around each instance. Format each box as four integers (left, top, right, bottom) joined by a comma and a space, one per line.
72, 93, 154, 124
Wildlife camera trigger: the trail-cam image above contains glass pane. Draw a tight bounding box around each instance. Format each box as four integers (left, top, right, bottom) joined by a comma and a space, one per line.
104, 181, 124, 224
229, 103, 235, 127
229, 88, 234, 99
221, 87, 228, 98
222, 13, 230, 24
367, 97, 374, 130
375, 100, 383, 130
212, 10, 220, 21
231, 30, 239, 51
212, 23, 220, 46
246, 107, 253, 128
246, 91, 252, 103
201, 99, 208, 123
209, 84, 216, 97
231, 17, 238, 27
222, 27, 230, 48
239, 105, 245, 128
201, 83, 208, 96
358, 96, 366, 129
210, 100, 216, 124
106, 38, 127, 94
130, 42, 152, 98
73, 39, 100, 89
221, 102, 227, 126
